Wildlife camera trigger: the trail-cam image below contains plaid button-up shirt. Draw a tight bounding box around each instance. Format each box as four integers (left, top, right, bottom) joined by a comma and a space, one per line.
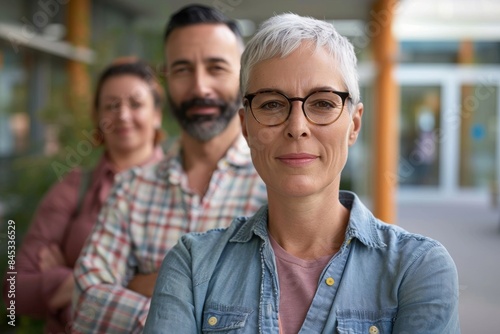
72, 135, 267, 333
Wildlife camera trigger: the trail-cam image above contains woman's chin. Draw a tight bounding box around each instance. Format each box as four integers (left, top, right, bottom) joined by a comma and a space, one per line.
275, 178, 319, 197
107, 140, 141, 154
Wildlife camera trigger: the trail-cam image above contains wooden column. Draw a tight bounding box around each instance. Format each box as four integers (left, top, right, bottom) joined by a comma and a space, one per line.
371, 0, 399, 223
66, 0, 91, 120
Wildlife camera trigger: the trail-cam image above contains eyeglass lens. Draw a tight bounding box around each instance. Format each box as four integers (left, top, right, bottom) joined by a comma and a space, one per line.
250, 91, 344, 126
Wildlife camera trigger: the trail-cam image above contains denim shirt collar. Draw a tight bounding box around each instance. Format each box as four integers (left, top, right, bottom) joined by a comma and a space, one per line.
230, 191, 386, 249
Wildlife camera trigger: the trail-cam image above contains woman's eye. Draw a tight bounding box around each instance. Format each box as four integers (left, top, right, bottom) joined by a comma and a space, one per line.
104, 103, 119, 111
261, 101, 284, 110
313, 100, 336, 109
130, 101, 142, 109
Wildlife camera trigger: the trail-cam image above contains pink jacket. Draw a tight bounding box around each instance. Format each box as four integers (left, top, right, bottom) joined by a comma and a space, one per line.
2, 148, 163, 333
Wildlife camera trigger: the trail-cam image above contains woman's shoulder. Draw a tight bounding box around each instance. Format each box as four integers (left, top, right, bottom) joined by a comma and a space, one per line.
370, 219, 455, 268
28, 167, 88, 223
166, 217, 255, 283
45, 167, 85, 197
373, 219, 441, 247
180, 217, 250, 248
344, 192, 443, 251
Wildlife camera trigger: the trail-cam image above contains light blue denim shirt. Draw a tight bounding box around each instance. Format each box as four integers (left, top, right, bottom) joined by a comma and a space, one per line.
145, 191, 460, 333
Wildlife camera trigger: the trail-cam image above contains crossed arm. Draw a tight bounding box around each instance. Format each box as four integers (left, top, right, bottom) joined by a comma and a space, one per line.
72, 194, 158, 333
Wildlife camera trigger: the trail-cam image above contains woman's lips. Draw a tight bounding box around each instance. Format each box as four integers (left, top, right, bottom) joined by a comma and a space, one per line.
115, 127, 133, 135
276, 153, 318, 167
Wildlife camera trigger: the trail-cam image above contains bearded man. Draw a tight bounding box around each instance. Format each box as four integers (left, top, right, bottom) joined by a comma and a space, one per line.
72, 5, 267, 333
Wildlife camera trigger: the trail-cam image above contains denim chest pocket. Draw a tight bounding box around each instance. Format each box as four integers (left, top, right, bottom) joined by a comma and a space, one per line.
336, 309, 396, 334
202, 304, 252, 333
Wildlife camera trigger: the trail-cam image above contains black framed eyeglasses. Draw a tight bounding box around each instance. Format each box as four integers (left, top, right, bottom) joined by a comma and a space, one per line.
243, 90, 350, 126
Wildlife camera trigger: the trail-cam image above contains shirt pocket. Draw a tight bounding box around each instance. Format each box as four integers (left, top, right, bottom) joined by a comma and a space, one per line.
336, 309, 397, 334
202, 303, 252, 333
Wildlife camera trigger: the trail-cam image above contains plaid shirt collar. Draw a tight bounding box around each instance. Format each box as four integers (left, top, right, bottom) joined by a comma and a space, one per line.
156, 134, 253, 184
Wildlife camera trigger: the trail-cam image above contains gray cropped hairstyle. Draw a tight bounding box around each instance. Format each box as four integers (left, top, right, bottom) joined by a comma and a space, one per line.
240, 13, 360, 112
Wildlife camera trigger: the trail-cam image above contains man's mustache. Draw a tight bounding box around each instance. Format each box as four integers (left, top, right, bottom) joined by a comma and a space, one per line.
180, 97, 226, 111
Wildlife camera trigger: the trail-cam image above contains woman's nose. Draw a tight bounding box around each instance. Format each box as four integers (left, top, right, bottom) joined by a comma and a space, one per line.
285, 101, 310, 139
116, 103, 132, 121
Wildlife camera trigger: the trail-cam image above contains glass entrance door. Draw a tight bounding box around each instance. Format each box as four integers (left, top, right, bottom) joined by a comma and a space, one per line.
397, 65, 500, 197
459, 84, 498, 189
399, 85, 441, 187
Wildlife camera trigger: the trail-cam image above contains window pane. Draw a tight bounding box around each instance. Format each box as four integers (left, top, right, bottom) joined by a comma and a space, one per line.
459, 85, 498, 188
399, 86, 441, 186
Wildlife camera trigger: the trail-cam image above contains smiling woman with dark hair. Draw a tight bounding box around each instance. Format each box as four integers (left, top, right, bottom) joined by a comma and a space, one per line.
2, 58, 164, 333
145, 13, 460, 334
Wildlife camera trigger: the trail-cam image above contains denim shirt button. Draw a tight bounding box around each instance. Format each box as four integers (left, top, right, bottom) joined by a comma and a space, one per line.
369, 325, 379, 334
208, 316, 218, 326
325, 277, 335, 286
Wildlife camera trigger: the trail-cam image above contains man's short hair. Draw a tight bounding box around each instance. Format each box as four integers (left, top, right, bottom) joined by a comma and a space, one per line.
163, 4, 243, 44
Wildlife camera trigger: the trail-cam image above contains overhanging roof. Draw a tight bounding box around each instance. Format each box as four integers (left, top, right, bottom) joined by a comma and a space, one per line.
128, 0, 379, 37
394, 0, 500, 40
127, 0, 378, 22
0, 23, 95, 63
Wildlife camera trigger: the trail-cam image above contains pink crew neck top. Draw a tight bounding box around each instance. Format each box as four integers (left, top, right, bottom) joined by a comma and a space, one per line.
269, 235, 333, 334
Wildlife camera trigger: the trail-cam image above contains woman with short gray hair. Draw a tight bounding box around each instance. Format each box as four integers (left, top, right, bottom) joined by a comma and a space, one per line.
145, 13, 459, 334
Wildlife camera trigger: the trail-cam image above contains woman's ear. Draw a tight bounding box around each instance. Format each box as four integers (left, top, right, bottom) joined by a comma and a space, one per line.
155, 108, 163, 128
92, 108, 99, 127
348, 102, 363, 146
239, 107, 249, 141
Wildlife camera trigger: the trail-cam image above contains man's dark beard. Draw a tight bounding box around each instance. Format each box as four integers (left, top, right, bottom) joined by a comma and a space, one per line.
168, 94, 241, 142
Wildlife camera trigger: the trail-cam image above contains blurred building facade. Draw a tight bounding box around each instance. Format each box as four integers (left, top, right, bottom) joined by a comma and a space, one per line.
394, 0, 500, 201
1, 0, 499, 204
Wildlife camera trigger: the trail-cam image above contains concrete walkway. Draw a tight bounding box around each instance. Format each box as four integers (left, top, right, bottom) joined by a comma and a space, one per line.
397, 199, 500, 334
